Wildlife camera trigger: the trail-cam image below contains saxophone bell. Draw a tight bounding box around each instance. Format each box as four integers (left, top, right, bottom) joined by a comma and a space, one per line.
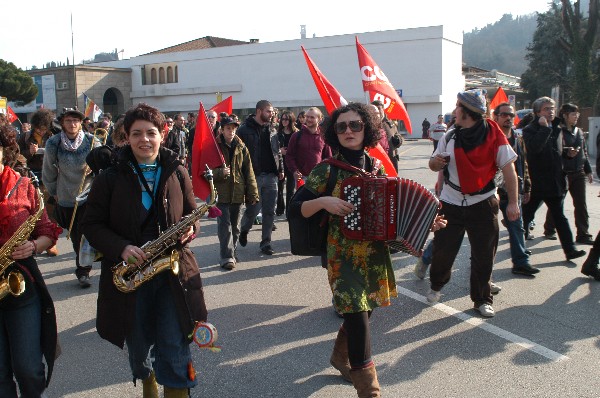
0, 271, 25, 301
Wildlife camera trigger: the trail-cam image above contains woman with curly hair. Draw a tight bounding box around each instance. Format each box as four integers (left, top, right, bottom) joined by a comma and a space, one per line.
0, 124, 62, 397
289, 102, 395, 397
276, 110, 299, 215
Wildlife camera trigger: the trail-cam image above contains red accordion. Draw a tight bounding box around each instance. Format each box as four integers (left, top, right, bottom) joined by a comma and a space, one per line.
340, 176, 440, 256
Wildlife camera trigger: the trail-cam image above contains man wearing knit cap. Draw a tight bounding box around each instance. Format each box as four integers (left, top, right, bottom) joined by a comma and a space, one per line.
426, 89, 519, 317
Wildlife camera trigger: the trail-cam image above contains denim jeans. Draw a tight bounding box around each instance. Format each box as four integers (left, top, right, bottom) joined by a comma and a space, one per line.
499, 196, 530, 267
0, 291, 46, 398
217, 203, 242, 265
125, 273, 196, 389
422, 239, 434, 266
240, 173, 278, 248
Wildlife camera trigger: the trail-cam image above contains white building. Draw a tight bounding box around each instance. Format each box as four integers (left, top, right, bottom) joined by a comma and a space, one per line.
94, 25, 464, 137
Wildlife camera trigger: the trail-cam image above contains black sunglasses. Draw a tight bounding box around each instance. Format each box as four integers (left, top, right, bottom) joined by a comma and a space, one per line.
498, 112, 515, 118
335, 120, 364, 135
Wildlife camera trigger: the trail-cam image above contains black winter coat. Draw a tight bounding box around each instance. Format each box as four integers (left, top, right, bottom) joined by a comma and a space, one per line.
522, 117, 566, 197
81, 146, 207, 348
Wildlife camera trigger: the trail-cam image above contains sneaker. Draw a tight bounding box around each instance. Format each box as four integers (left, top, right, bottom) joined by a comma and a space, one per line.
414, 257, 429, 280
272, 224, 278, 231
475, 303, 495, 317
426, 289, 441, 303
529, 221, 536, 230
221, 261, 235, 270
260, 245, 274, 255
78, 275, 91, 288
525, 231, 534, 240
512, 264, 540, 276
544, 232, 558, 240
239, 231, 248, 247
490, 282, 502, 294
566, 249, 586, 261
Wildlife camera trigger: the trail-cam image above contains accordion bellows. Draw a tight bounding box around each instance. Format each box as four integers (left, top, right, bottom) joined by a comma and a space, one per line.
341, 176, 440, 257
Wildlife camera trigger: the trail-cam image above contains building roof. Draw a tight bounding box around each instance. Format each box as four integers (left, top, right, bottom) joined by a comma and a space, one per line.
144, 36, 249, 55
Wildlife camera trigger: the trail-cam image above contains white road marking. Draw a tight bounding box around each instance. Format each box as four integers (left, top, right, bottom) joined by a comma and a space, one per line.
396, 285, 570, 362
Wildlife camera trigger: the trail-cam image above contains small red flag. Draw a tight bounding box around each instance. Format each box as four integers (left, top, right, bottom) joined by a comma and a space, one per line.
210, 96, 233, 116
355, 37, 412, 134
489, 87, 509, 114
191, 102, 225, 201
367, 143, 398, 177
301, 46, 348, 115
6, 106, 18, 124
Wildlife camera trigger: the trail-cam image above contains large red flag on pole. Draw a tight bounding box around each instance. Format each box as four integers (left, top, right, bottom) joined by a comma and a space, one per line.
355, 37, 412, 134
301, 46, 348, 115
210, 96, 233, 116
191, 102, 225, 201
300, 46, 396, 177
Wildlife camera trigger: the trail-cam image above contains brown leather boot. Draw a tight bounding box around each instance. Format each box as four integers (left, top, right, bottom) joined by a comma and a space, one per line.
142, 371, 159, 398
164, 386, 190, 398
350, 364, 381, 398
329, 327, 351, 382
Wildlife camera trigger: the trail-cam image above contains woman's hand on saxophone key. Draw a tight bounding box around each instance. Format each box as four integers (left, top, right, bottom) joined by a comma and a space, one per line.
11, 240, 36, 260
179, 226, 195, 244
121, 244, 147, 267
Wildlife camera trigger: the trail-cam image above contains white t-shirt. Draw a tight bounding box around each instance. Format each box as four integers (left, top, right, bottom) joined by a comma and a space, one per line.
429, 122, 447, 141
433, 130, 517, 206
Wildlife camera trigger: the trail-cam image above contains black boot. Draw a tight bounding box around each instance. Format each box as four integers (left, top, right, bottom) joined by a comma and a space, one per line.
581, 249, 600, 281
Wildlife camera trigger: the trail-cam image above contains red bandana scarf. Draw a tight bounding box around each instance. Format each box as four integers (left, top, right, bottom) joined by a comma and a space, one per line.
0, 166, 21, 230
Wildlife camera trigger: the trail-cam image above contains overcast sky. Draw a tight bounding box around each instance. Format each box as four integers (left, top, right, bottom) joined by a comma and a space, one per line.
4, 0, 555, 70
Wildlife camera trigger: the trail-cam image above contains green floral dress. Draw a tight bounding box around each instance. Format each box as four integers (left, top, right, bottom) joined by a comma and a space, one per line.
305, 155, 398, 314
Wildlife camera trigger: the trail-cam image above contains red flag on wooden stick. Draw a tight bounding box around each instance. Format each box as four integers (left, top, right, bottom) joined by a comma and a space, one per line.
355, 36, 412, 134
210, 96, 233, 116
191, 102, 225, 201
489, 87, 509, 114
6, 106, 18, 124
301, 46, 348, 115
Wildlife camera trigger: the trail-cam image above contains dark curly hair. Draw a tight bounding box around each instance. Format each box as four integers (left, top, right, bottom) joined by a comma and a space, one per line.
30, 108, 55, 131
0, 124, 20, 167
323, 102, 381, 150
123, 103, 165, 134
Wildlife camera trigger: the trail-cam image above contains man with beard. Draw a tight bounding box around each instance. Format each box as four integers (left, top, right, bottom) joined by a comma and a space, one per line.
237, 100, 284, 255
285, 107, 332, 184
426, 89, 519, 318
493, 103, 539, 276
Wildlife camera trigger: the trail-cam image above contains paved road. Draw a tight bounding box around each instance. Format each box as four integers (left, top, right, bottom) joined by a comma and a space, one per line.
43, 139, 600, 397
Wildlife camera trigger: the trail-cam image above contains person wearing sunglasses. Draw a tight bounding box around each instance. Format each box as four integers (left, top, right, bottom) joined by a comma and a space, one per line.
492, 102, 539, 277
289, 102, 447, 396
275, 110, 299, 216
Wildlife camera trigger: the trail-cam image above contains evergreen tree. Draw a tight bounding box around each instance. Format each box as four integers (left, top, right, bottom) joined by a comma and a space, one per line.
0, 59, 38, 104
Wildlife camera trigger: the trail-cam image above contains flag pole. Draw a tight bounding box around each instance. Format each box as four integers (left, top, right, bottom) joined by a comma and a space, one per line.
71, 13, 78, 109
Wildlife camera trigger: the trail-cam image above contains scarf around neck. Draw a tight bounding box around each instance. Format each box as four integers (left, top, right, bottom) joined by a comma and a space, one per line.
60, 130, 85, 151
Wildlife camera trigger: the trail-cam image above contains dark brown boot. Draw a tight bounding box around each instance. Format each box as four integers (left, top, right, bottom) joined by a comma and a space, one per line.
350, 364, 380, 397
581, 249, 600, 280
329, 327, 351, 382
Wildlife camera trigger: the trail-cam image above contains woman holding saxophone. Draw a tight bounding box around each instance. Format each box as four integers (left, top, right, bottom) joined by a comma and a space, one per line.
81, 103, 208, 398
0, 124, 61, 397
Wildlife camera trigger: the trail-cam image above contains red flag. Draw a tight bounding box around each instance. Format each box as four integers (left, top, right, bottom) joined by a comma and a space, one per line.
210, 96, 233, 116
6, 106, 18, 124
489, 87, 509, 114
192, 102, 225, 201
301, 46, 348, 115
367, 143, 398, 177
355, 37, 412, 134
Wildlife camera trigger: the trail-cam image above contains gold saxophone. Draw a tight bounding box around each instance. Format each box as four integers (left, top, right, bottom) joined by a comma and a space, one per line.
0, 173, 44, 301
112, 166, 217, 293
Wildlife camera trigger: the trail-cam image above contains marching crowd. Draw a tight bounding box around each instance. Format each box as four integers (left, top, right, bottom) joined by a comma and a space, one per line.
0, 89, 598, 397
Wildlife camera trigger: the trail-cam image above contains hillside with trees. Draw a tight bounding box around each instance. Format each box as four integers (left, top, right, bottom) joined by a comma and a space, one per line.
463, 13, 538, 77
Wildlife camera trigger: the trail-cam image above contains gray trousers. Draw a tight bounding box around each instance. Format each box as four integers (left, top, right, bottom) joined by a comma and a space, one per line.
240, 172, 278, 249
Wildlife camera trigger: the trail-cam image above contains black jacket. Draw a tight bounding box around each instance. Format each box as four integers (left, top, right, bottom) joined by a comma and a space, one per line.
522, 117, 566, 197
237, 115, 283, 175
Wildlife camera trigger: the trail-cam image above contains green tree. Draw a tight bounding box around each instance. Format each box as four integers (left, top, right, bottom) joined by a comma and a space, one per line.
0, 59, 38, 104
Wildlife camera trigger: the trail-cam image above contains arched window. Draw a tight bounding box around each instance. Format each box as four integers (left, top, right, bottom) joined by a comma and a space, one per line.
167, 66, 174, 83
150, 68, 157, 84
159, 67, 165, 84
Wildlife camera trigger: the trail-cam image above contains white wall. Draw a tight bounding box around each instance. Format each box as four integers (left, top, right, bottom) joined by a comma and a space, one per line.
94, 25, 464, 137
